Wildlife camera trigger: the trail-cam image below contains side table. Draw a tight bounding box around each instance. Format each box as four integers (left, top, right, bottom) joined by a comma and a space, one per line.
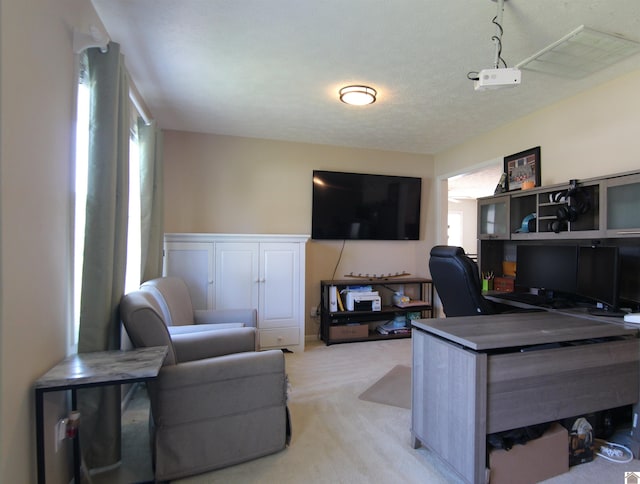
34, 346, 168, 484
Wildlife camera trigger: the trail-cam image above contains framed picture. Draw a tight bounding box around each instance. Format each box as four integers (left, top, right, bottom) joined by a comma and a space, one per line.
504, 146, 541, 191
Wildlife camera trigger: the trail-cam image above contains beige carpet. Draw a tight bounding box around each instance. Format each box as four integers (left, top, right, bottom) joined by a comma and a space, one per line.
93, 338, 640, 484
358, 364, 411, 409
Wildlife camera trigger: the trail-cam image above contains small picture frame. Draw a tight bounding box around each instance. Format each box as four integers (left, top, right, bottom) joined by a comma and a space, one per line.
504, 146, 541, 191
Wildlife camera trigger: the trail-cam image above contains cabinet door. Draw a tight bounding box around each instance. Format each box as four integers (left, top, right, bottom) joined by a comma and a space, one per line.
163, 242, 214, 310
605, 174, 640, 237
477, 195, 510, 239
259, 243, 300, 329
215, 242, 259, 310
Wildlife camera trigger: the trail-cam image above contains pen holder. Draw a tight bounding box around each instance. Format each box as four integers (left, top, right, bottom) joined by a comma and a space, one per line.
482, 279, 493, 292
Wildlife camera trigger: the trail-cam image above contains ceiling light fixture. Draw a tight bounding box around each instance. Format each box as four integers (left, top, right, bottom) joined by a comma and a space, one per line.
516, 26, 640, 79
339, 85, 377, 105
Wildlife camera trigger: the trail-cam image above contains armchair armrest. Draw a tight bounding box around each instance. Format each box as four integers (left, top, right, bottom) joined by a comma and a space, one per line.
171, 327, 256, 362
150, 350, 287, 427
193, 308, 257, 327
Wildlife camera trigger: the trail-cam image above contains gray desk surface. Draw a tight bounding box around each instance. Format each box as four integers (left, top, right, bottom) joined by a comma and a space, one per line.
412, 312, 639, 351
35, 346, 168, 390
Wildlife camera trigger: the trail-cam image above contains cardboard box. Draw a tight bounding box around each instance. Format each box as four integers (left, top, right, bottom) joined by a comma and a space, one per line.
330, 324, 368, 340
494, 276, 515, 293
489, 423, 569, 484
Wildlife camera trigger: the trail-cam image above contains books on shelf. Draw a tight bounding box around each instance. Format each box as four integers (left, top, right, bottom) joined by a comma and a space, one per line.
376, 320, 410, 335
394, 299, 428, 308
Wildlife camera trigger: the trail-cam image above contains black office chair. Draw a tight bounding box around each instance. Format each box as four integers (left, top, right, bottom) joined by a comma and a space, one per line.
429, 245, 499, 317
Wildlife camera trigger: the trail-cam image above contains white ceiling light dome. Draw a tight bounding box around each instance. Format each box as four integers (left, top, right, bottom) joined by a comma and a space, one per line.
339, 85, 377, 105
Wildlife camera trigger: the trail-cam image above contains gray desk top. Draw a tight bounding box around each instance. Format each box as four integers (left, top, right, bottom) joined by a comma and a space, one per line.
35, 346, 168, 390
412, 312, 639, 351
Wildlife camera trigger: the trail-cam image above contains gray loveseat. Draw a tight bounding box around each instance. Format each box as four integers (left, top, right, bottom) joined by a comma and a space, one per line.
120, 277, 290, 481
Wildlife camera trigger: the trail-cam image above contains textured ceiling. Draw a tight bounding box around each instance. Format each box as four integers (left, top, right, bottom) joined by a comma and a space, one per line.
91, 0, 640, 155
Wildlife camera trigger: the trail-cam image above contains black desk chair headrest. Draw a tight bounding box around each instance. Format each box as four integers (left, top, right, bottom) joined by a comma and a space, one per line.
429, 245, 497, 317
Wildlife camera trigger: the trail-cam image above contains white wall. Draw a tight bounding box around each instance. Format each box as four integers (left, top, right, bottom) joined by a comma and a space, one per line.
0, 1, 105, 482
448, 198, 478, 254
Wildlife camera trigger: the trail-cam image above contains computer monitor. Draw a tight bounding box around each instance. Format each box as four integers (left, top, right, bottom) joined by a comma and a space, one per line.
515, 244, 578, 294
576, 246, 620, 310
619, 246, 640, 308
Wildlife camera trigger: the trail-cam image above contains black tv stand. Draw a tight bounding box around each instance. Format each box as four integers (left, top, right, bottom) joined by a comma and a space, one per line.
320, 278, 434, 345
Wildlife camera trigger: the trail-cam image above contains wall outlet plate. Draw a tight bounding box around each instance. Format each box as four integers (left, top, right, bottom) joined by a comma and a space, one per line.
54, 418, 68, 453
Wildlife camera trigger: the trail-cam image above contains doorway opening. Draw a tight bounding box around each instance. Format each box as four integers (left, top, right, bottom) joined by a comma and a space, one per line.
446, 162, 502, 257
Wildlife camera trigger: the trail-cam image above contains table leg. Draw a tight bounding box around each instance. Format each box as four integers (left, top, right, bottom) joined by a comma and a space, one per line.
71, 389, 81, 484
36, 389, 45, 484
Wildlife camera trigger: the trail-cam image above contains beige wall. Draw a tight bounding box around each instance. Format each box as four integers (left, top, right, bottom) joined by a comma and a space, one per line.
163, 68, 640, 340
2, 1, 640, 480
1, 0, 105, 482
433, 69, 640, 250
434, 69, 640, 183
163, 132, 436, 337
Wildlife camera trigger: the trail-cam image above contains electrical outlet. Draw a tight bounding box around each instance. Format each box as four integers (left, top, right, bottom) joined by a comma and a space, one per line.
309, 306, 319, 317
54, 418, 68, 453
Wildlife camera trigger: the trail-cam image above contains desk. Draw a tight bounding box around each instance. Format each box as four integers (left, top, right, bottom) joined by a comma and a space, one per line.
411, 312, 640, 484
35, 346, 168, 484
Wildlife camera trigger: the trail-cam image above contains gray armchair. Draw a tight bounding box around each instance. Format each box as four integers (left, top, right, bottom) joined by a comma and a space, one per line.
119, 280, 290, 481
139, 276, 257, 335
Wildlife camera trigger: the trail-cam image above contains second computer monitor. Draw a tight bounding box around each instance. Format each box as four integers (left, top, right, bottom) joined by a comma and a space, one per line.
515, 244, 578, 294
576, 245, 620, 310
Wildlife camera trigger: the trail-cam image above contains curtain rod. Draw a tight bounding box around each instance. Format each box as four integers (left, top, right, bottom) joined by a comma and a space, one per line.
129, 82, 152, 126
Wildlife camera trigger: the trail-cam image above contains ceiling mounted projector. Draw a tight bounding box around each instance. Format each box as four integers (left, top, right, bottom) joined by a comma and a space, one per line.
469, 0, 522, 91
474, 67, 521, 91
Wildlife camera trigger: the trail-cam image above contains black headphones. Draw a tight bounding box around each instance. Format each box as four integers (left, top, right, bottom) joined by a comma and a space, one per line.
548, 180, 592, 233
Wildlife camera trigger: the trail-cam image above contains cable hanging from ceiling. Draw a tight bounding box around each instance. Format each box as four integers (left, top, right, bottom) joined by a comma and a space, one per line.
467, 0, 510, 81
467, 0, 521, 91
491, 9, 507, 69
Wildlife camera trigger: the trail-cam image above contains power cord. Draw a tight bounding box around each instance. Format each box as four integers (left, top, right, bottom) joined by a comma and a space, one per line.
331, 239, 346, 280
491, 15, 508, 69
594, 438, 634, 463
467, 3, 510, 81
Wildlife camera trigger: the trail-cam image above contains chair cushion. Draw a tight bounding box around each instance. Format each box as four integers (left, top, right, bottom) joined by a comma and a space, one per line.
167, 323, 245, 335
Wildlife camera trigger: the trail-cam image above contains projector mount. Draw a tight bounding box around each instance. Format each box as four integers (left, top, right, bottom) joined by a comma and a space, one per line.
469, 0, 521, 91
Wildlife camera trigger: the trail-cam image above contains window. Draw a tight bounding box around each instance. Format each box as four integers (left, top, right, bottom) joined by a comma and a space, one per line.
73, 57, 89, 347
125, 122, 142, 294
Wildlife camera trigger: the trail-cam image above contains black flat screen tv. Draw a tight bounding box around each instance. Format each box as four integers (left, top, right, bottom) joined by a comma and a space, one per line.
311, 170, 422, 240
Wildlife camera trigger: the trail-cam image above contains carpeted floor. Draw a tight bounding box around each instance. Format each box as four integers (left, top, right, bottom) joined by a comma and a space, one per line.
92, 338, 640, 484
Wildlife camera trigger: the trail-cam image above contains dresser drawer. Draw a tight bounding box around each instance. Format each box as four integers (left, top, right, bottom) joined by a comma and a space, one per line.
259, 327, 300, 349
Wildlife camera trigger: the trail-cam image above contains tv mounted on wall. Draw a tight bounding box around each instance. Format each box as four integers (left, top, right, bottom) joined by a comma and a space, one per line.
311, 170, 422, 240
